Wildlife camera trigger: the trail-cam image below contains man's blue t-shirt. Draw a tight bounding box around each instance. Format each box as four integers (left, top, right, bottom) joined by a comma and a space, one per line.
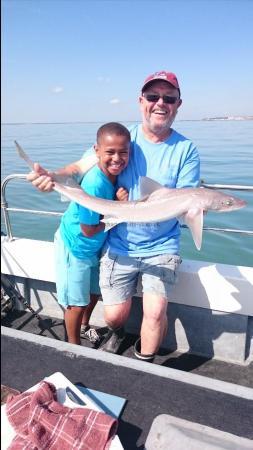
83, 124, 200, 256
60, 165, 115, 259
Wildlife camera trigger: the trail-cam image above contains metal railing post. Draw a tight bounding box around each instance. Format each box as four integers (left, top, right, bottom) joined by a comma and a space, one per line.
1, 174, 63, 241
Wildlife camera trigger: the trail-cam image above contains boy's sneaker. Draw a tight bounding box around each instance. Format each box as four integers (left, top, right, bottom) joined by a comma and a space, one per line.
100, 327, 125, 354
80, 325, 101, 344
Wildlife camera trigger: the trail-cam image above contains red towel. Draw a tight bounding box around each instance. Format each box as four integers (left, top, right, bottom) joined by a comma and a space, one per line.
6, 381, 118, 449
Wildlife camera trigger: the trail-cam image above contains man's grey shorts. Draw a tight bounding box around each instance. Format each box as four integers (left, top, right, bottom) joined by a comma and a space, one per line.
99, 250, 182, 305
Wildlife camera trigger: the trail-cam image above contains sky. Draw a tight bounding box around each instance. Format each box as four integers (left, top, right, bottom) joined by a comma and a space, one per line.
2, 0, 253, 123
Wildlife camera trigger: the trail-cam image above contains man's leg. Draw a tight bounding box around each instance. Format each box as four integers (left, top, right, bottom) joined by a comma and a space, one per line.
134, 253, 180, 361
100, 300, 132, 353
140, 293, 168, 355
99, 250, 139, 353
104, 300, 132, 329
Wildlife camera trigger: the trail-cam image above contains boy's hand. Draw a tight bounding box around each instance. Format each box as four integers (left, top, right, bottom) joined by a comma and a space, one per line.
116, 187, 128, 201
26, 163, 55, 192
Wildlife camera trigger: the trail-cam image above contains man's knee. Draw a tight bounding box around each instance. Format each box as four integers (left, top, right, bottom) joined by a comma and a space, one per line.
143, 293, 168, 323
144, 307, 167, 323
104, 300, 131, 327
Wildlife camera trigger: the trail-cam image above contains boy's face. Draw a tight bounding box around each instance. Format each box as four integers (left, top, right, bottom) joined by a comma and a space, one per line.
95, 133, 130, 181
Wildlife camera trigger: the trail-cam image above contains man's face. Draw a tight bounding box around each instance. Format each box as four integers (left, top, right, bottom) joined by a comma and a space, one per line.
95, 133, 130, 181
139, 80, 182, 136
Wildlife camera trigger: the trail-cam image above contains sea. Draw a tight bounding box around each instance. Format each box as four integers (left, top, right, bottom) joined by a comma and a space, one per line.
1, 120, 253, 267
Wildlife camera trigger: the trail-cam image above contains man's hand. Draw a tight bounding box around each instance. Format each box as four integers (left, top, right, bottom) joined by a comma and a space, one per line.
116, 187, 128, 201
26, 163, 55, 192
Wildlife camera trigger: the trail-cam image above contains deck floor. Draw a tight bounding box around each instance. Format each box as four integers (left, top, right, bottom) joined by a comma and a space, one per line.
2, 309, 253, 388
1, 327, 253, 449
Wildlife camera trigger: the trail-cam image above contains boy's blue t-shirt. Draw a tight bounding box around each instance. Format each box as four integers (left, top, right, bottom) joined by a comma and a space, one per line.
60, 165, 115, 259
83, 124, 200, 256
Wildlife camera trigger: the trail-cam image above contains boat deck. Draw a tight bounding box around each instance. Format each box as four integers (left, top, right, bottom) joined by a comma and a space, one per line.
2, 325, 253, 449
2, 309, 253, 388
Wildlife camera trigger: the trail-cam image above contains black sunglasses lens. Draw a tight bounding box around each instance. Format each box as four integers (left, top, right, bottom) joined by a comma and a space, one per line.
163, 96, 177, 104
145, 94, 160, 102
144, 94, 178, 104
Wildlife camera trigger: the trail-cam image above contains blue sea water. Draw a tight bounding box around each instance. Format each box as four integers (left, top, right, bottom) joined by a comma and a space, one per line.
1, 121, 253, 267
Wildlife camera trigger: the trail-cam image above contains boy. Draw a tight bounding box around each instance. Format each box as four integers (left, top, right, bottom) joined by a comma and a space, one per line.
55, 122, 130, 345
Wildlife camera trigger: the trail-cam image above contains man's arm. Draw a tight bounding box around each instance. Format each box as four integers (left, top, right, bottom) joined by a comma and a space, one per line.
176, 145, 200, 188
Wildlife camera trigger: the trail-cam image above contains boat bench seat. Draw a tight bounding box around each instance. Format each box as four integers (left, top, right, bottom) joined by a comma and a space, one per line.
2, 236, 253, 363
2, 236, 252, 316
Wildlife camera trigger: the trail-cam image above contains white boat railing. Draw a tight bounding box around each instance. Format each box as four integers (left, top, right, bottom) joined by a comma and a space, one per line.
1, 174, 253, 241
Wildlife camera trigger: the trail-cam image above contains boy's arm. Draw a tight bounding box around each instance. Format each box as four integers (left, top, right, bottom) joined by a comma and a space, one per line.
27, 154, 98, 192
80, 187, 129, 237
80, 222, 105, 238
26, 160, 83, 192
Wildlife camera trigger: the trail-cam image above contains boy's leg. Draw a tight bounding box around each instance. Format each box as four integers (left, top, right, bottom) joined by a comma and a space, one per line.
81, 294, 100, 327
81, 262, 100, 327
80, 262, 101, 343
80, 294, 101, 344
54, 229, 94, 345
65, 306, 85, 345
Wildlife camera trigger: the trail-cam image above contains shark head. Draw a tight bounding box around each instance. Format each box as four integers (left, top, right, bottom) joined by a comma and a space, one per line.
207, 190, 247, 212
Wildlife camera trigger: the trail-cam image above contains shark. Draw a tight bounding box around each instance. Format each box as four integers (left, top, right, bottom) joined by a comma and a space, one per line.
15, 141, 246, 250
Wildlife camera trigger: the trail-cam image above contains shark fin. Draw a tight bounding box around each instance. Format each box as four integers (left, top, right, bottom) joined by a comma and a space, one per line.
139, 176, 163, 197
64, 177, 81, 188
80, 153, 98, 174
182, 208, 204, 250
101, 216, 123, 232
60, 194, 70, 203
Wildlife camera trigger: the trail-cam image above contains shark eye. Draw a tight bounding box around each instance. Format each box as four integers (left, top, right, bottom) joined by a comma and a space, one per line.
225, 199, 233, 206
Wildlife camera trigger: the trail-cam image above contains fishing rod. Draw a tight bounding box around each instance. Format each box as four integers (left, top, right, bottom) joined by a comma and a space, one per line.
1, 273, 62, 340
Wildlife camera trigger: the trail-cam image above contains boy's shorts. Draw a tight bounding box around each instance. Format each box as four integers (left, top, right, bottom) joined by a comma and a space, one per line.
99, 249, 181, 305
54, 230, 100, 308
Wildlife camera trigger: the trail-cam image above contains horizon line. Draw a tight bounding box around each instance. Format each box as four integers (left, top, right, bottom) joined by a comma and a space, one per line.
3, 118, 253, 126
2, 116, 253, 126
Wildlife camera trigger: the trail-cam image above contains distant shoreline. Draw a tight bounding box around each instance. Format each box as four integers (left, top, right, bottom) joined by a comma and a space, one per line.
202, 116, 253, 121
2, 116, 253, 125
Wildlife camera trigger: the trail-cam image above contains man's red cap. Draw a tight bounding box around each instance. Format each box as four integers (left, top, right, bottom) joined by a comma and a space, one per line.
141, 71, 180, 96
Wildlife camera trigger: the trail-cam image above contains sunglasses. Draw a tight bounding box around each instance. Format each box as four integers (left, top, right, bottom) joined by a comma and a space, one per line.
142, 93, 179, 104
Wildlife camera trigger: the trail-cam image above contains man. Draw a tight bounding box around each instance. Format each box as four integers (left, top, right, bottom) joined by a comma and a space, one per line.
28, 71, 200, 362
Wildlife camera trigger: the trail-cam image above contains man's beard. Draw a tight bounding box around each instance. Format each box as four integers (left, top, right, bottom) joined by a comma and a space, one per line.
147, 114, 175, 136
